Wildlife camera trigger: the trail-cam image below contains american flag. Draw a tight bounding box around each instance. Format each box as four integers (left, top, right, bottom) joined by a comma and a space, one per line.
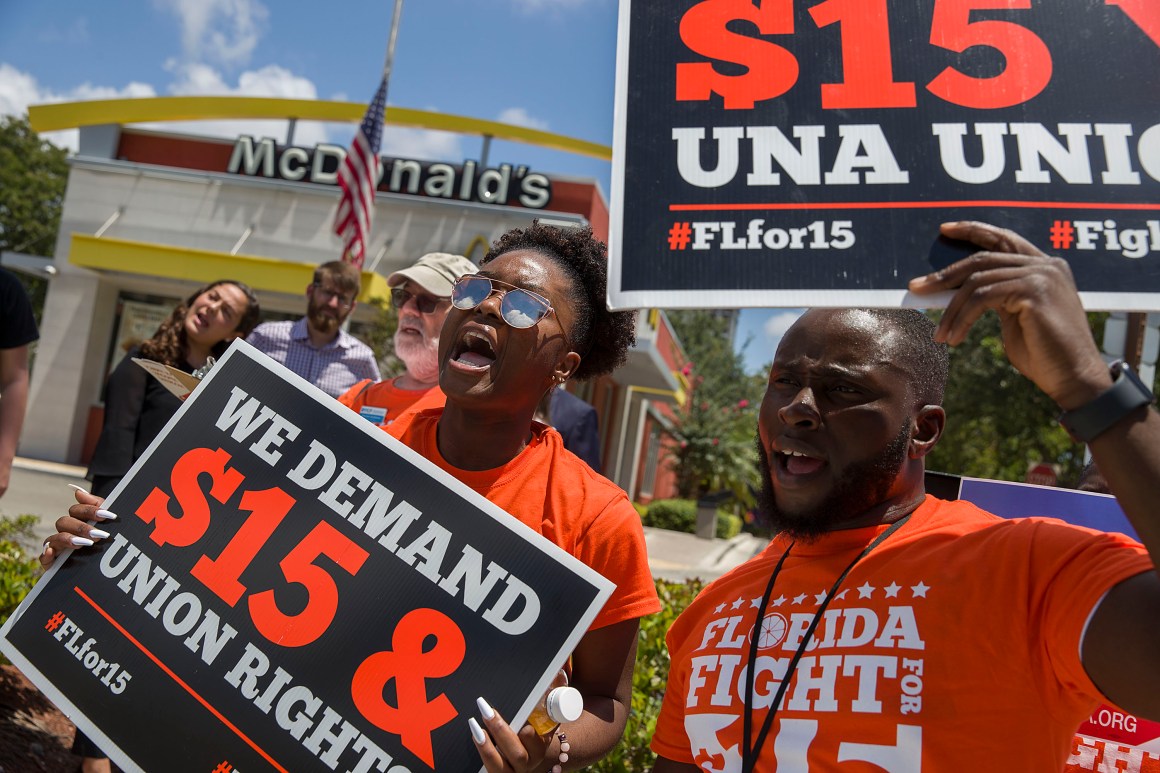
334, 76, 388, 267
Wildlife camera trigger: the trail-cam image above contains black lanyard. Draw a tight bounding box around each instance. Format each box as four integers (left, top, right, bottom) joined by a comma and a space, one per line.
740, 513, 913, 773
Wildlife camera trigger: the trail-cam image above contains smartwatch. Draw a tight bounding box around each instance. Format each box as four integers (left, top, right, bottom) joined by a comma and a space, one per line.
1058, 360, 1155, 443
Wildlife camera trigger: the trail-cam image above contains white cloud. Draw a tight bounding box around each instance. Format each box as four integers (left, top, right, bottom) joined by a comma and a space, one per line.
496, 107, 549, 132
166, 61, 316, 99
763, 310, 803, 344
381, 125, 464, 162
154, 61, 329, 146
0, 63, 157, 152
0, 61, 338, 152
157, 0, 269, 67
0, 64, 46, 118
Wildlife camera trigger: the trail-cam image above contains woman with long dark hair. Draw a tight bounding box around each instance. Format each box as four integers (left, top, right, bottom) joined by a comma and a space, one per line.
87, 280, 260, 498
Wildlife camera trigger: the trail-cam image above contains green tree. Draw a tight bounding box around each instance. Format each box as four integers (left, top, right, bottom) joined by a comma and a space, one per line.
666, 311, 765, 504
0, 114, 69, 323
928, 309, 1099, 486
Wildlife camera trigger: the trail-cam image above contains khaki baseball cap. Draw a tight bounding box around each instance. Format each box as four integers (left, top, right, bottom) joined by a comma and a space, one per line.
387, 252, 478, 297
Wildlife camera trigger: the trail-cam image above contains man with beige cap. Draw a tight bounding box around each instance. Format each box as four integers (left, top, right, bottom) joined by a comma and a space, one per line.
338, 251, 477, 426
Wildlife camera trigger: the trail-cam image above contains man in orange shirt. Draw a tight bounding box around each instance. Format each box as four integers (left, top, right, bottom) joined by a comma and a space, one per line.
339, 252, 477, 426
652, 222, 1160, 772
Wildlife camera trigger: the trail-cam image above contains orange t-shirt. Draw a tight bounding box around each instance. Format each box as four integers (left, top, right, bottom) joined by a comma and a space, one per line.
337, 377, 446, 428
651, 495, 1153, 771
387, 408, 660, 630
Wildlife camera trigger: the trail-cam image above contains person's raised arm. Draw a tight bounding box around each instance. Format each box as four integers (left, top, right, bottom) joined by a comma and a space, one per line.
0, 344, 31, 497
909, 220, 1160, 718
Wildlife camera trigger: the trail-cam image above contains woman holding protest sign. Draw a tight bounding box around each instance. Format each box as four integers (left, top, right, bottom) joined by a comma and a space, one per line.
384, 221, 660, 770
46, 278, 259, 773
44, 225, 656, 771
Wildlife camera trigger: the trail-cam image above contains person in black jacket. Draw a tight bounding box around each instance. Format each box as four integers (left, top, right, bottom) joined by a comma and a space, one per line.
87, 280, 260, 498
540, 385, 603, 472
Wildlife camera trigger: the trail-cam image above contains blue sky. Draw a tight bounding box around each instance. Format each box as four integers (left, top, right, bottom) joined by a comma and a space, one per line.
0, 0, 788, 371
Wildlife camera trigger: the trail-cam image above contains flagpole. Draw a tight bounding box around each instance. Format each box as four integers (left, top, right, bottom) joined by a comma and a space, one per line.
335, 0, 403, 268
382, 0, 405, 86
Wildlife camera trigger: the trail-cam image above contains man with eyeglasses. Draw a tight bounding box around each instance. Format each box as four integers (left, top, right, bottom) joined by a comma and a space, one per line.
247, 260, 380, 397
338, 252, 477, 426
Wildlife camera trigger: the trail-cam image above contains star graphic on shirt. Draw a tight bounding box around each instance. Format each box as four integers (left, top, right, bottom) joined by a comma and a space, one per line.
835, 589, 850, 600
792, 593, 808, 605
884, 582, 902, 598
814, 590, 828, 605
714, 603, 726, 614
857, 582, 875, 598
750, 597, 763, 608
770, 595, 787, 607
731, 597, 745, 609
911, 581, 930, 598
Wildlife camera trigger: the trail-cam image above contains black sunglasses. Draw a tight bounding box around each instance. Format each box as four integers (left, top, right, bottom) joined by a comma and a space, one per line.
390, 287, 445, 314
450, 275, 557, 330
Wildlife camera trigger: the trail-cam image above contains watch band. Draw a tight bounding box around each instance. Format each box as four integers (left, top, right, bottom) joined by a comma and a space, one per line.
1058, 360, 1155, 443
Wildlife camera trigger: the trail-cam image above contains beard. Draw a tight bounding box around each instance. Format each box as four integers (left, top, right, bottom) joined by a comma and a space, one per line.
307, 299, 341, 335
755, 422, 911, 542
395, 327, 440, 383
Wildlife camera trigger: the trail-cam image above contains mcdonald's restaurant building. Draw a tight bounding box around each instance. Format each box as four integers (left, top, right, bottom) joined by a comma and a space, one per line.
13, 99, 688, 503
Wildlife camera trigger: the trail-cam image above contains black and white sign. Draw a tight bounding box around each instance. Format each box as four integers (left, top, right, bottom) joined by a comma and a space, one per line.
1, 341, 612, 773
609, 0, 1160, 309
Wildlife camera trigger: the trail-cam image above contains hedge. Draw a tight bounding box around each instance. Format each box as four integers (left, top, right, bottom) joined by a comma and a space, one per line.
0, 515, 42, 664
643, 498, 742, 541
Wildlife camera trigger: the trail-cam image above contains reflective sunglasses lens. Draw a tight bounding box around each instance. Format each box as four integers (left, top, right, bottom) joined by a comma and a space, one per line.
451, 276, 491, 309
390, 288, 407, 309
501, 290, 549, 329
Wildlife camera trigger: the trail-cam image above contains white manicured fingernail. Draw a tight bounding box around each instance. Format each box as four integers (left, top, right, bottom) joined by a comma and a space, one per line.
68, 484, 88, 493
90, 528, 110, 539
95, 509, 118, 520
468, 717, 486, 745
70, 536, 94, 547
476, 697, 495, 721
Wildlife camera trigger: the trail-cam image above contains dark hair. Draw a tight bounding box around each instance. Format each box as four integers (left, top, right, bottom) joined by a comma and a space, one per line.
860, 309, 950, 405
483, 221, 636, 380
314, 261, 362, 295
138, 280, 261, 367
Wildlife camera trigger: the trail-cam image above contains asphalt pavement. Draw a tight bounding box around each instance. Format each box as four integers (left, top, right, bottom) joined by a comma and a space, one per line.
2, 456, 769, 582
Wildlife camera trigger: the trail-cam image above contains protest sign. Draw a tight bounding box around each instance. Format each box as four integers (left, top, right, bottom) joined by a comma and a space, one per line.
1072, 705, 1160, 771
0, 341, 613, 773
609, 0, 1160, 309
925, 469, 1138, 537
